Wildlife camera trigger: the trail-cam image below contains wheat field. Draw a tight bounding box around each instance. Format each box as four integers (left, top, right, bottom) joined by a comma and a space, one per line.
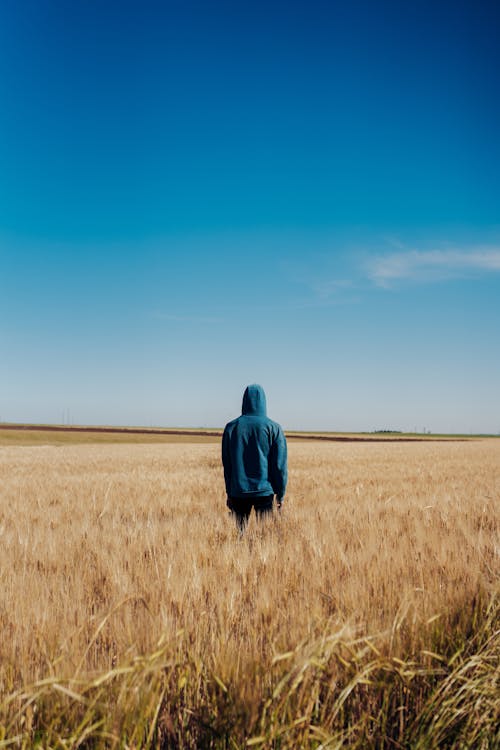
0, 436, 498, 748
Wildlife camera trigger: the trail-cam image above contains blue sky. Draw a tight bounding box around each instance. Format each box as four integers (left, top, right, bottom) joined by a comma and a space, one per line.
1, 0, 499, 433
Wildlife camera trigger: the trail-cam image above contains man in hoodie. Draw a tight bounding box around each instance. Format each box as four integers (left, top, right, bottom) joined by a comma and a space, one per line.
222, 384, 288, 530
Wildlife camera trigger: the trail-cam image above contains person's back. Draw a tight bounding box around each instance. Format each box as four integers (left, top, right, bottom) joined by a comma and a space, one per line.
222, 384, 287, 529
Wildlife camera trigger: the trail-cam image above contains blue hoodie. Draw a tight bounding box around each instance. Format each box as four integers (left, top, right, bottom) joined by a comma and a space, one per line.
222, 384, 288, 500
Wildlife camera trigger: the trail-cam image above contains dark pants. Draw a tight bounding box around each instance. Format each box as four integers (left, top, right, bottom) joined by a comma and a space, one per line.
228, 495, 274, 531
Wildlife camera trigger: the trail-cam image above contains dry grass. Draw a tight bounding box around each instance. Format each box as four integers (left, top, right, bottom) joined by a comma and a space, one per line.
0, 428, 221, 447
0, 438, 498, 747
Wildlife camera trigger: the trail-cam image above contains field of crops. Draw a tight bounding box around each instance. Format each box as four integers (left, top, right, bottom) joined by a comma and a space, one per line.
0, 436, 498, 747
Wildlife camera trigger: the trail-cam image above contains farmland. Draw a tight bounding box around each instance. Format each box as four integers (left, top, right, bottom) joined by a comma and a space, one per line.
0, 432, 498, 747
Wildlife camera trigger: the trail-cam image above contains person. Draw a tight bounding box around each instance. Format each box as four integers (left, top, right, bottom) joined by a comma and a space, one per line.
222, 384, 288, 531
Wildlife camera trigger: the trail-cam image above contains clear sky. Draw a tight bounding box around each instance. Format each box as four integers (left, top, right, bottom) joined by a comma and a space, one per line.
1, 0, 499, 433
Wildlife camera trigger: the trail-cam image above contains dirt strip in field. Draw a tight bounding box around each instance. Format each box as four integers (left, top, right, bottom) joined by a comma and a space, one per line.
0, 423, 477, 442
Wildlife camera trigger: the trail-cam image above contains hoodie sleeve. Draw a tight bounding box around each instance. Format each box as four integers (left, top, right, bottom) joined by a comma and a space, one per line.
221, 426, 232, 496
269, 425, 288, 500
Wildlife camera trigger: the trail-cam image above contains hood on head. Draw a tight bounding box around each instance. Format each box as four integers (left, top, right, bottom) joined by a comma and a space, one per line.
242, 384, 267, 416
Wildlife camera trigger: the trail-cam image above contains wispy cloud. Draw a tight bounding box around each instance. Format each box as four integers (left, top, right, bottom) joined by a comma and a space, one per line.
308, 278, 354, 300
151, 311, 224, 324
278, 256, 359, 305
367, 248, 500, 287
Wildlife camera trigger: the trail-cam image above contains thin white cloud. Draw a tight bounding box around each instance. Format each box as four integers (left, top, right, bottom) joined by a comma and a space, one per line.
151, 311, 223, 324
309, 278, 354, 300
368, 248, 500, 287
